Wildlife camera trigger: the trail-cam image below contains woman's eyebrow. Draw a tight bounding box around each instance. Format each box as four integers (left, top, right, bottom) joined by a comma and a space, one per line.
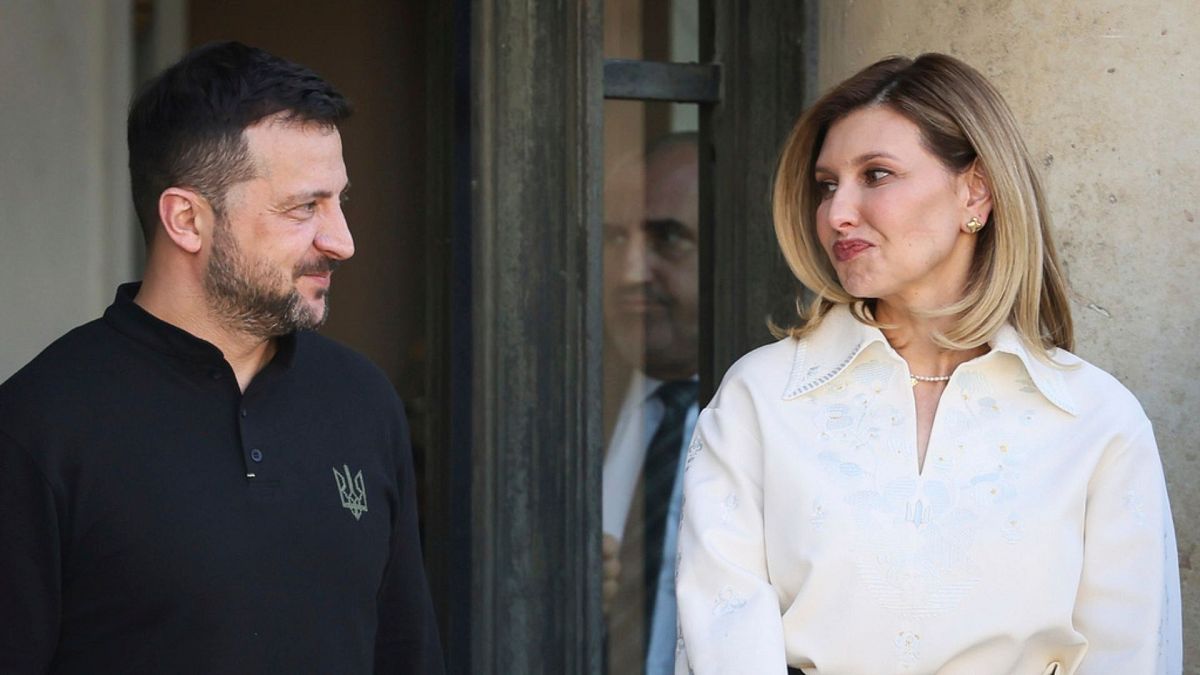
814, 151, 899, 175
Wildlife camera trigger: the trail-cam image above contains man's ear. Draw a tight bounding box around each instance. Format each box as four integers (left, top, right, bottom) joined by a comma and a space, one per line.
963, 160, 993, 223
156, 188, 210, 254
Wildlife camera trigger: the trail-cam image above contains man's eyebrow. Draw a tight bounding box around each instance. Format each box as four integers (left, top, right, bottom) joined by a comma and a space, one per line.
282, 182, 352, 204
645, 218, 693, 237
813, 151, 899, 175
283, 190, 333, 203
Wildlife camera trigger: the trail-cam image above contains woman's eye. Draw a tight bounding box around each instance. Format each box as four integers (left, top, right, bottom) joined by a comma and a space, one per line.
865, 169, 890, 184
817, 181, 837, 198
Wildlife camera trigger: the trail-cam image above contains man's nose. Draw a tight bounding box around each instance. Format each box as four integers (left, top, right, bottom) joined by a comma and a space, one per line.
614, 235, 652, 285
315, 204, 355, 261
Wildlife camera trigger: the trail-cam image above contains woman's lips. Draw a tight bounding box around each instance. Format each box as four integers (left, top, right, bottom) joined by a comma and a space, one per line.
832, 239, 873, 262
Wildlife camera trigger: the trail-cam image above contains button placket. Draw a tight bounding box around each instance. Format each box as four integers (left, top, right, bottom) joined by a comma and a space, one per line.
237, 396, 261, 479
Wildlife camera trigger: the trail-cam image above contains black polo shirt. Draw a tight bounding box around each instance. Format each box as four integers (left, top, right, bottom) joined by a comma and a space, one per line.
0, 284, 443, 674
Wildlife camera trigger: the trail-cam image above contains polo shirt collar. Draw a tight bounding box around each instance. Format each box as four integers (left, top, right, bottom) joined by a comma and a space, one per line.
103, 282, 298, 369
781, 303, 1077, 415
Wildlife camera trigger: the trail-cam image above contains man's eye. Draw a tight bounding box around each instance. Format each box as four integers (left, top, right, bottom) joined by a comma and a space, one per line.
654, 233, 679, 252
290, 202, 317, 217
653, 230, 695, 258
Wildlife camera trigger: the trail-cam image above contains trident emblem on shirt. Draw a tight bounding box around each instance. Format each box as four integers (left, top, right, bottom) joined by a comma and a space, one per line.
333, 464, 368, 520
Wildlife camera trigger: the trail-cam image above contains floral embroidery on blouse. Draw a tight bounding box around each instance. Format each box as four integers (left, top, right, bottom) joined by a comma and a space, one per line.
674, 307, 1181, 674
895, 629, 922, 669
685, 436, 703, 470
711, 586, 748, 616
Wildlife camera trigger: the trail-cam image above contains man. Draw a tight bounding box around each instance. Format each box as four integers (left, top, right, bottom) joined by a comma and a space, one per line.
0, 42, 443, 674
602, 134, 700, 675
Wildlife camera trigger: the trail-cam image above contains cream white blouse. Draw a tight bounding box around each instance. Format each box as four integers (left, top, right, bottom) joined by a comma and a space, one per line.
675, 306, 1181, 674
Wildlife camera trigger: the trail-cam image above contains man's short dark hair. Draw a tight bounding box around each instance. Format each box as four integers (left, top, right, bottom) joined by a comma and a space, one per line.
127, 41, 352, 243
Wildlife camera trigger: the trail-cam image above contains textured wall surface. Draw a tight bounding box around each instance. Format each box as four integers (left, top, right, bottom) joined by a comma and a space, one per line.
815, 0, 1199, 669
0, 1, 135, 382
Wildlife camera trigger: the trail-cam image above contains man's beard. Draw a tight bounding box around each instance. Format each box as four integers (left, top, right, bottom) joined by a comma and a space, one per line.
203, 219, 337, 339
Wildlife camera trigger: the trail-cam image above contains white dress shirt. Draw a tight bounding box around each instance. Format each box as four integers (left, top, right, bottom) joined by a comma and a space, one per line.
604, 370, 700, 675
675, 306, 1181, 675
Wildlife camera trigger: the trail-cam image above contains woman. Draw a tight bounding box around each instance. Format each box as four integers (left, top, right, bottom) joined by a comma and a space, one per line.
674, 54, 1181, 674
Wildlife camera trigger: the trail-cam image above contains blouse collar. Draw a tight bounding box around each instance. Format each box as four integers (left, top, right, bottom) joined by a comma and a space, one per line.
782, 304, 1078, 416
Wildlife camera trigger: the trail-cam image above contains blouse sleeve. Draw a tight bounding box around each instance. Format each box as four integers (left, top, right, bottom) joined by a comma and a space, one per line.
1073, 419, 1182, 673
674, 407, 787, 675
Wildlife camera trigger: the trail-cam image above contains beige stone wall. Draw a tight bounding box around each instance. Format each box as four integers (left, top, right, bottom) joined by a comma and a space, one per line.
0, 1, 136, 382
816, 0, 1199, 668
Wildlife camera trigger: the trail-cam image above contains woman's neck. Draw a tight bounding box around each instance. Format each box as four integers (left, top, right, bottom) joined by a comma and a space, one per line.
874, 300, 988, 377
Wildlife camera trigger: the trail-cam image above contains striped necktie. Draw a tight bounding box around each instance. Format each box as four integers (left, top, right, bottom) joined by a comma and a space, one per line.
642, 379, 699, 635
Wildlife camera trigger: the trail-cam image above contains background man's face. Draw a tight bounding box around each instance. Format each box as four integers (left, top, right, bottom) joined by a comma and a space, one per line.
202, 119, 354, 338
603, 141, 699, 381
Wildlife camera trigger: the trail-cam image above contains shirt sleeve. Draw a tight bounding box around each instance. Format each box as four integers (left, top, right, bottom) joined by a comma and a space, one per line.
0, 428, 62, 672
674, 407, 787, 675
373, 401, 446, 675
1073, 419, 1182, 673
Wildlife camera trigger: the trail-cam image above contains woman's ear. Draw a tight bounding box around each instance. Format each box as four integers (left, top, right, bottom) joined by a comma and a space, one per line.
156, 188, 210, 254
963, 160, 993, 224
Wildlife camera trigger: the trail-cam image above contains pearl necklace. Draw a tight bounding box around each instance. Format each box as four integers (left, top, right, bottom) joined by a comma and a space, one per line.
910, 373, 951, 387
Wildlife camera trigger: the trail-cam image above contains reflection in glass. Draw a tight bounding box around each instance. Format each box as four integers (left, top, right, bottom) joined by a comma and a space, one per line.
601, 102, 699, 675
602, 0, 699, 666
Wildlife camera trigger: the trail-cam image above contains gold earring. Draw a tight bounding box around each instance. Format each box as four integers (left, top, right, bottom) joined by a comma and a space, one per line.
965, 215, 984, 234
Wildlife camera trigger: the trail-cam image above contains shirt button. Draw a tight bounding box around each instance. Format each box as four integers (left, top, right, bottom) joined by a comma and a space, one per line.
209, 370, 222, 380
240, 408, 248, 418
250, 448, 263, 463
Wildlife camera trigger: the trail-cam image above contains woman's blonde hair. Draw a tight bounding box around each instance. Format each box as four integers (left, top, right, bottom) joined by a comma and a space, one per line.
772, 53, 1073, 353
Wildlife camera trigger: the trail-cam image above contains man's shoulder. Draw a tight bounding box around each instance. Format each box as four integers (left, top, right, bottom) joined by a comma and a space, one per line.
291, 334, 411, 456
0, 318, 118, 440
0, 318, 114, 400
293, 332, 400, 401
294, 331, 386, 375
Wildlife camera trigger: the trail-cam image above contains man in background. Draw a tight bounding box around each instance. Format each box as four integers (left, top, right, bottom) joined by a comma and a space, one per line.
0, 42, 443, 673
602, 133, 700, 675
